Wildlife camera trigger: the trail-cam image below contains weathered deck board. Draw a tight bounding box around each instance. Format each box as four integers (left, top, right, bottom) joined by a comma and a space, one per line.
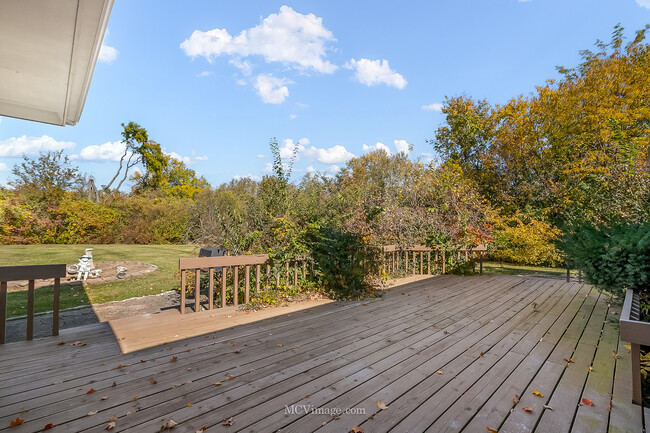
0, 275, 643, 433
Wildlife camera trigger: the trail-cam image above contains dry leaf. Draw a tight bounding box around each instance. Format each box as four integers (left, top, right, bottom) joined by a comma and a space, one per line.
187, 403, 192, 407
87, 410, 98, 416
543, 404, 553, 410
196, 428, 207, 432
101, 396, 108, 400
140, 360, 147, 363
185, 349, 191, 352
57, 342, 65, 346
171, 356, 178, 363
151, 379, 158, 384
581, 398, 594, 407
109, 415, 117, 422
233, 350, 241, 354
42, 423, 55, 431
350, 427, 364, 433
486, 427, 498, 433
588, 366, 593, 372
10, 417, 24, 427
277, 344, 283, 347
70, 341, 83, 346
112, 381, 116, 387
606, 400, 613, 411
436, 370, 444, 375
87, 388, 96, 394
513, 394, 520, 406
480, 352, 485, 357
624, 344, 631, 350
612, 351, 619, 359
532, 390, 544, 398
522, 407, 532, 413
127, 409, 136, 415
225, 375, 235, 381
159, 419, 178, 431
222, 417, 236, 426
305, 395, 311, 398
563, 358, 575, 363
105, 422, 115, 430
214, 382, 222, 386
377, 400, 389, 410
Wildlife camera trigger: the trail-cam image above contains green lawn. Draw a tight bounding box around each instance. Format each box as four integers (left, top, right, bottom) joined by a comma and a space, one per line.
2, 244, 198, 318
480, 260, 577, 278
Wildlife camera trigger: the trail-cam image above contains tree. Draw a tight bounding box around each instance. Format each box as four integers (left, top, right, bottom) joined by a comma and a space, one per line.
103, 122, 167, 200
9, 150, 82, 201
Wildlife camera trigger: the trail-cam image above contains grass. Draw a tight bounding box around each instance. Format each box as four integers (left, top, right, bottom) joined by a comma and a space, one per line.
2, 244, 198, 318
480, 260, 578, 278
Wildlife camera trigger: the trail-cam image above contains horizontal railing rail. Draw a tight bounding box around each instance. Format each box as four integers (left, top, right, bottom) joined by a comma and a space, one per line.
619, 288, 650, 405
178, 254, 312, 314
0, 264, 67, 344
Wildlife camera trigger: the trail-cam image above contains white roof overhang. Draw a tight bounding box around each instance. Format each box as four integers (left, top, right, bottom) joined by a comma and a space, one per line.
0, 0, 114, 126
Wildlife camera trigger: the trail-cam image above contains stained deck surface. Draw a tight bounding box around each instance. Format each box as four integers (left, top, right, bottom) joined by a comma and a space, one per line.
0, 275, 643, 432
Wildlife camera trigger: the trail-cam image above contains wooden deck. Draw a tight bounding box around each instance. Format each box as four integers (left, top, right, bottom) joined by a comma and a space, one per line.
0, 275, 643, 432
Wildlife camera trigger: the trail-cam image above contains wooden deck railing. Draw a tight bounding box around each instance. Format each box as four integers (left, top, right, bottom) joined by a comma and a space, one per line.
178, 255, 312, 314
619, 288, 650, 405
0, 264, 67, 344
381, 244, 487, 277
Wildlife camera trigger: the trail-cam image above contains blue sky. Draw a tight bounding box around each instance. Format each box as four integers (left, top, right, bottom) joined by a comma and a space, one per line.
1, 0, 649, 188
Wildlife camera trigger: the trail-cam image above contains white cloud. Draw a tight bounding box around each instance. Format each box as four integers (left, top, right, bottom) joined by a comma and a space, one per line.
362, 141, 392, 155
420, 152, 436, 164
306, 165, 316, 173
181, 6, 337, 74
255, 75, 291, 103
326, 165, 340, 174
280, 138, 308, 160
0, 135, 75, 157
303, 144, 355, 164
165, 151, 192, 164
256, 154, 265, 158
236, 78, 247, 86
289, 114, 297, 120
346, 58, 407, 89
0, 163, 8, 171
394, 139, 410, 155
422, 103, 444, 112
75, 141, 126, 161
98, 43, 118, 63
234, 173, 262, 181
637, 0, 650, 7
194, 155, 209, 161
229, 58, 253, 76
197, 71, 213, 77
264, 162, 273, 173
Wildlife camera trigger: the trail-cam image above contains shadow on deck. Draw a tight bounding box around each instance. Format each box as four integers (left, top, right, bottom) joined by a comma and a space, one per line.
0, 275, 644, 432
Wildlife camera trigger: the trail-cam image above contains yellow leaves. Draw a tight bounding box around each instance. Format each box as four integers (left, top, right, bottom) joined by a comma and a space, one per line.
159, 420, 178, 431
87, 388, 96, 394
486, 427, 498, 433
9, 417, 24, 427
214, 382, 223, 386
170, 356, 178, 363
532, 390, 544, 398
563, 358, 575, 363
377, 400, 389, 410
436, 370, 444, 375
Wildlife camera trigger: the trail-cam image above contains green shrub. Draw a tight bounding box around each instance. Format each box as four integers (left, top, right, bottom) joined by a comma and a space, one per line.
561, 223, 650, 304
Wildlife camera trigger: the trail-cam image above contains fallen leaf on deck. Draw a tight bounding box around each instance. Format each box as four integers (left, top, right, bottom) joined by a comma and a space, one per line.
52, 381, 62, 385
606, 401, 613, 411
277, 344, 283, 347
87, 410, 98, 416
127, 409, 136, 415
87, 388, 96, 394
105, 422, 115, 430
101, 396, 108, 400
233, 350, 241, 354
436, 370, 444, 375
222, 417, 235, 426
196, 428, 207, 432
581, 398, 594, 407
151, 379, 158, 384
9, 417, 24, 427
563, 358, 575, 363
112, 381, 116, 387
522, 407, 532, 413
624, 344, 631, 350
185, 349, 191, 352
159, 419, 178, 431
612, 350, 619, 359
350, 427, 364, 433
512, 394, 520, 408
226, 375, 236, 381
159, 371, 165, 374
532, 390, 544, 397
214, 382, 222, 386
480, 352, 484, 357
131, 397, 138, 401
57, 342, 65, 346
171, 356, 178, 362
588, 366, 593, 372
41, 423, 55, 431
543, 404, 553, 410
305, 395, 310, 398
109, 415, 117, 422
140, 360, 147, 363
377, 400, 389, 409
70, 341, 83, 346
167, 347, 173, 350
486, 427, 498, 433
187, 403, 192, 407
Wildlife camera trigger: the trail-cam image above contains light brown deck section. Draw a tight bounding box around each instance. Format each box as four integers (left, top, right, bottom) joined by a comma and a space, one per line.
0, 275, 643, 433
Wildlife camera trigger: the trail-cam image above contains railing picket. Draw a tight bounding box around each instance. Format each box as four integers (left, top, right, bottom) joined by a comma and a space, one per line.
245, 265, 250, 304
27, 279, 34, 340
180, 270, 186, 314
255, 264, 261, 293
221, 267, 227, 308
194, 268, 201, 313
233, 266, 239, 307
208, 268, 214, 310
53, 277, 60, 336
293, 262, 298, 286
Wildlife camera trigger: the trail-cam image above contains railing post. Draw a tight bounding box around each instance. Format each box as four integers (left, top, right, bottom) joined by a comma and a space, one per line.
233, 266, 239, 307
566, 262, 570, 282
180, 270, 186, 314
256, 264, 261, 294
221, 267, 227, 308
208, 268, 214, 310
26, 280, 34, 340
479, 252, 483, 275
53, 277, 60, 336
631, 343, 642, 405
244, 265, 250, 304
0, 281, 6, 344
442, 250, 446, 274
194, 269, 201, 313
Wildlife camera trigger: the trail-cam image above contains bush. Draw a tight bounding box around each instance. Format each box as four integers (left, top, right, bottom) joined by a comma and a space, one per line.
561, 223, 650, 304
490, 213, 564, 266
